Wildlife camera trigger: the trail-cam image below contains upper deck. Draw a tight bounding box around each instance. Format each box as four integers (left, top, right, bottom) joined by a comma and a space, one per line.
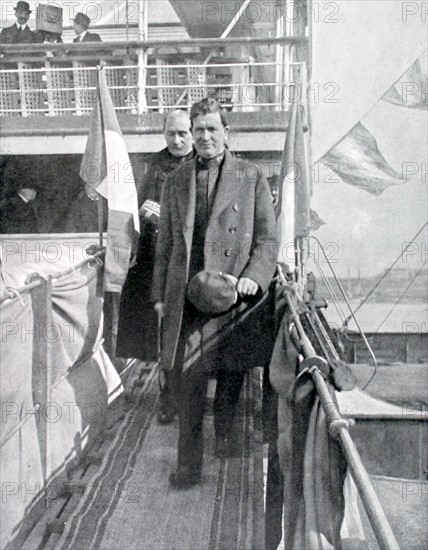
0, 0, 309, 154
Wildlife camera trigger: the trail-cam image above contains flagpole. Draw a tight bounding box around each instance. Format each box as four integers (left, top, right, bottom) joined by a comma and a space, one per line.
96, 66, 104, 249
277, 81, 297, 275
97, 198, 104, 248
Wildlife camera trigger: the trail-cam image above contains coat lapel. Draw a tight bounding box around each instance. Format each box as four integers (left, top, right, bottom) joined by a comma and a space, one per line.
173, 152, 241, 256
175, 160, 196, 253
210, 150, 242, 220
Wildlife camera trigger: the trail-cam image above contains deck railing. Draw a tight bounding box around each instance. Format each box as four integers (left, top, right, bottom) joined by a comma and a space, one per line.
284, 293, 401, 549
0, 36, 307, 117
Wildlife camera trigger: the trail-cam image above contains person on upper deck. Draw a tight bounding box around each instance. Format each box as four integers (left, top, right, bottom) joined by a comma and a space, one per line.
0, 2, 37, 44
72, 13, 101, 44
116, 110, 196, 425
0, 184, 38, 234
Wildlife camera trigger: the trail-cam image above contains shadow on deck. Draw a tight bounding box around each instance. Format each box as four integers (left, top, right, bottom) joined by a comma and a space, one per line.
19, 367, 265, 550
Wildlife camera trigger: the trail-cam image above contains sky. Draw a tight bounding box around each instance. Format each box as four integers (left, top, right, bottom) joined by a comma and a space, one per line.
311, 97, 427, 278
1, 1, 426, 279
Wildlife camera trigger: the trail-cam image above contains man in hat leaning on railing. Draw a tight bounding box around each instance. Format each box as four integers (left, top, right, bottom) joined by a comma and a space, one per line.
152, 98, 277, 487
0, 2, 37, 44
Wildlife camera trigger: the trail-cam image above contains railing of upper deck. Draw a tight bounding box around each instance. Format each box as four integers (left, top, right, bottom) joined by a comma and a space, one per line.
0, 36, 307, 117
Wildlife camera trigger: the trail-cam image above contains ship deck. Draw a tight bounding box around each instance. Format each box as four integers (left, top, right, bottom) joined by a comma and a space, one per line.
17, 367, 265, 550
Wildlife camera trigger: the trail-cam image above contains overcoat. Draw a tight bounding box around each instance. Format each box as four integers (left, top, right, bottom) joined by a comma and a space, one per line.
152, 150, 278, 373
0, 24, 36, 44
116, 148, 195, 360
73, 32, 102, 43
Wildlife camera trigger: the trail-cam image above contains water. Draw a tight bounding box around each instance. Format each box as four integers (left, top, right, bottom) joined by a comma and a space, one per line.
324, 301, 428, 333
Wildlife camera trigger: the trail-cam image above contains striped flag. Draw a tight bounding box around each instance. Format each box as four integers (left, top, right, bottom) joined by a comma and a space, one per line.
80, 67, 139, 292
382, 52, 428, 110
321, 122, 403, 195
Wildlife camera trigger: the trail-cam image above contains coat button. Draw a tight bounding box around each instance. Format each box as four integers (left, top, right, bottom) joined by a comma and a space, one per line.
225, 248, 232, 257
233, 203, 239, 212
229, 225, 237, 233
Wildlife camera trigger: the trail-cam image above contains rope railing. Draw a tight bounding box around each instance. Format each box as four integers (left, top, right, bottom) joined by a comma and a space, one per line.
284, 294, 400, 550
0, 249, 105, 305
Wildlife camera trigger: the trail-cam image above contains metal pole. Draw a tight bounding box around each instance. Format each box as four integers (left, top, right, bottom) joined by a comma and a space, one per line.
310, 368, 400, 550
284, 295, 400, 549
0, 251, 105, 304
137, 0, 148, 114
274, 6, 284, 110
125, 0, 129, 42
97, 198, 104, 247
174, 0, 254, 107
0, 36, 308, 55
221, 0, 253, 39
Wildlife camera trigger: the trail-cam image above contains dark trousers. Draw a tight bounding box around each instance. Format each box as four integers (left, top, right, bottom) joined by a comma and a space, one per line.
177, 367, 245, 472
159, 360, 182, 413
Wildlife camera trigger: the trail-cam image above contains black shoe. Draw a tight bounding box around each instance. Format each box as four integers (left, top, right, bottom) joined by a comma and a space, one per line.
215, 436, 232, 459
157, 404, 177, 425
169, 466, 201, 488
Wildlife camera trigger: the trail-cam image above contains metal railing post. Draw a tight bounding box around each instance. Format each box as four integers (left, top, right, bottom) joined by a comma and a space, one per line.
137, 0, 148, 114
274, 7, 284, 110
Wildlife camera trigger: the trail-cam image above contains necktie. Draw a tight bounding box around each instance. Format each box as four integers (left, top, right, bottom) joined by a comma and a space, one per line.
196, 165, 209, 228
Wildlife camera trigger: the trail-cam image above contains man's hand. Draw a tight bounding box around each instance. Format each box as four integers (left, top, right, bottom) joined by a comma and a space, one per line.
18, 188, 37, 202
154, 301, 164, 319
85, 184, 99, 201
236, 277, 259, 297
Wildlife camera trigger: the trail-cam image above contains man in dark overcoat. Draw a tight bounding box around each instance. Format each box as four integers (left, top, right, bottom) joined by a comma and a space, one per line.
0, 2, 36, 44
116, 110, 195, 423
152, 98, 277, 487
0, 184, 38, 233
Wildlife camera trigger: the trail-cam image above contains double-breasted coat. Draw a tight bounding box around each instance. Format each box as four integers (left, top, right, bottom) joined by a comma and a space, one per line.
152, 150, 278, 374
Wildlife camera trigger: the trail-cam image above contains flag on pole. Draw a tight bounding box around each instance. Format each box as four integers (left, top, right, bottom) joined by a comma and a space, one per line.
382, 52, 428, 110
320, 122, 403, 195
276, 92, 311, 271
80, 67, 139, 292
310, 209, 325, 231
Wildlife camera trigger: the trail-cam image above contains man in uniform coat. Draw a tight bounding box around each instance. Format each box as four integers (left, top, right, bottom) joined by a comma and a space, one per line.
116, 110, 195, 423
0, 2, 36, 44
152, 98, 277, 487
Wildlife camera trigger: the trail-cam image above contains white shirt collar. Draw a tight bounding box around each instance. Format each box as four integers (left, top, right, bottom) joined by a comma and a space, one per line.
16, 23, 28, 31
77, 30, 88, 41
